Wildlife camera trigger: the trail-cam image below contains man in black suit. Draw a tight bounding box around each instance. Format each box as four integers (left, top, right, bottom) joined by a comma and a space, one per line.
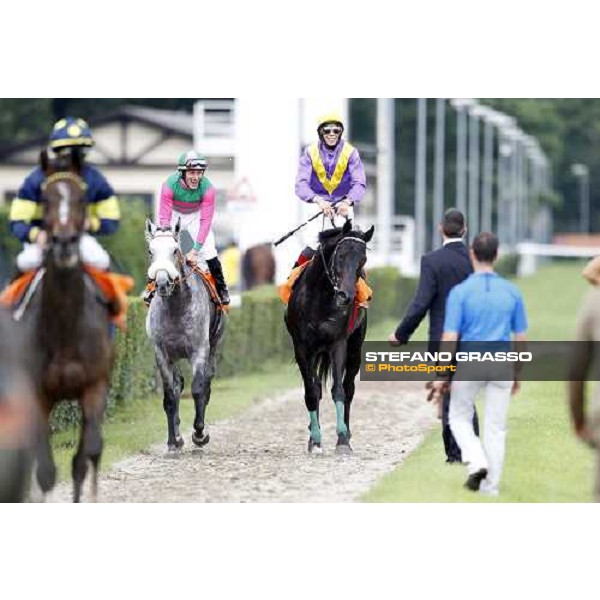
388, 209, 479, 463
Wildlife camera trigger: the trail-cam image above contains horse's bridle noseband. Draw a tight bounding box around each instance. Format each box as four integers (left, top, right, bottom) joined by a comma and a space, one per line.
319, 236, 366, 295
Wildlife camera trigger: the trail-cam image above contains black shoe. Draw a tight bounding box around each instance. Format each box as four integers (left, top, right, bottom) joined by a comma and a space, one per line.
446, 458, 462, 465
217, 286, 230, 306
464, 468, 488, 491
206, 257, 230, 306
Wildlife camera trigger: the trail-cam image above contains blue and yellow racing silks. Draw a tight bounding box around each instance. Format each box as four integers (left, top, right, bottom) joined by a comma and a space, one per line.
9, 165, 120, 242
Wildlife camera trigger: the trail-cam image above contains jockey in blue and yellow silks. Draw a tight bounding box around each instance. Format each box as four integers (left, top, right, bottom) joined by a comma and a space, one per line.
294, 111, 366, 267
9, 117, 120, 273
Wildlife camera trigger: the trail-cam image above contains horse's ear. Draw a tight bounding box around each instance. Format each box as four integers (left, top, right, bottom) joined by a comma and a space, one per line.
342, 219, 352, 235
174, 216, 181, 237
364, 225, 375, 243
145, 217, 155, 242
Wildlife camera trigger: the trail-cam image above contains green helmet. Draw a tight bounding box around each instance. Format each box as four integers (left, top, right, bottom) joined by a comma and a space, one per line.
177, 150, 207, 172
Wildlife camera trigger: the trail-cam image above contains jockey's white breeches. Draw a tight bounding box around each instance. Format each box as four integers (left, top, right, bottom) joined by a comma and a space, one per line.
170, 211, 217, 260
16, 234, 111, 271
304, 206, 355, 251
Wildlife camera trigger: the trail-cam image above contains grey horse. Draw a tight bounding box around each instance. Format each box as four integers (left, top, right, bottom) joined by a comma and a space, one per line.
145, 218, 226, 451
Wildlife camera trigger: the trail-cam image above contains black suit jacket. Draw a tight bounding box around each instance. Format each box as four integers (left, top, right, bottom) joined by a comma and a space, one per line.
395, 241, 473, 346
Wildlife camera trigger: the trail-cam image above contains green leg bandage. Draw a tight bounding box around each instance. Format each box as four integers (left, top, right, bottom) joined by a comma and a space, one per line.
335, 401, 348, 436
309, 411, 321, 444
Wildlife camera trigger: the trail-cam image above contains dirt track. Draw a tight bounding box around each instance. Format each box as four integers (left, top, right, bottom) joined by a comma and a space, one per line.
50, 380, 436, 502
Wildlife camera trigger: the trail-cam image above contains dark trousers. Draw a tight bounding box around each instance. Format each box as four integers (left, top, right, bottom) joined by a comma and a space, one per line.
441, 391, 479, 463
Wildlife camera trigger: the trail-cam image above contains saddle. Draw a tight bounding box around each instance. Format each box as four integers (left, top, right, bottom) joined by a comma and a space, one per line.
277, 259, 373, 308
0, 268, 135, 331
144, 264, 229, 313
278, 260, 372, 334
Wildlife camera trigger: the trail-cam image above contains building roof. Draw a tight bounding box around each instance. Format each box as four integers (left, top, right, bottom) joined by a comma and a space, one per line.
0, 101, 235, 161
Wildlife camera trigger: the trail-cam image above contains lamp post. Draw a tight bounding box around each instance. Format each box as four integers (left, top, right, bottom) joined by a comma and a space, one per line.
468, 104, 485, 236
450, 99, 475, 218
571, 163, 590, 234
478, 106, 495, 233
377, 98, 395, 263
415, 98, 427, 260
432, 98, 446, 249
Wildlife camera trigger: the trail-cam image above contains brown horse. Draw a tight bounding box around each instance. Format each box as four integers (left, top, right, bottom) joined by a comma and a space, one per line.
19, 150, 114, 502
242, 243, 276, 290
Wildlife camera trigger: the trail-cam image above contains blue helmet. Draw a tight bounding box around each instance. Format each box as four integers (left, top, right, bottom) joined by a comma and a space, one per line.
49, 117, 94, 151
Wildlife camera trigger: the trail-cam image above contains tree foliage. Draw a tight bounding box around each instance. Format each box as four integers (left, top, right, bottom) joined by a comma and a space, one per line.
1, 98, 599, 232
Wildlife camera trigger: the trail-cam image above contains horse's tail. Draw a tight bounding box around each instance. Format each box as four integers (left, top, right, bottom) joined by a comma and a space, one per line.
315, 351, 331, 385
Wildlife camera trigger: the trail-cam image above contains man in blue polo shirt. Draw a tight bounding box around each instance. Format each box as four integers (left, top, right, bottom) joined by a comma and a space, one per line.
432, 232, 528, 495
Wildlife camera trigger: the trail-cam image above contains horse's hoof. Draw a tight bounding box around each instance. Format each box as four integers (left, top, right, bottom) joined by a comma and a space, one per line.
335, 444, 353, 456
336, 434, 353, 455
308, 438, 323, 455
167, 437, 184, 452
192, 431, 210, 447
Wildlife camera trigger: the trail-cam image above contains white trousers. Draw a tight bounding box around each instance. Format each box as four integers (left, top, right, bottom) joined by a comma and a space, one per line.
449, 379, 512, 494
16, 234, 111, 271
304, 206, 355, 251
171, 211, 217, 260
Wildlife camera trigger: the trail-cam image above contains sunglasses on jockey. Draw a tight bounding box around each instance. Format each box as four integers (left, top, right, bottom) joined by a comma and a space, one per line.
321, 126, 343, 135
184, 161, 206, 172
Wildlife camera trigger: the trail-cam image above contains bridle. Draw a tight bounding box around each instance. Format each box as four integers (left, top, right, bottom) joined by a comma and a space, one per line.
319, 235, 366, 295
148, 230, 187, 287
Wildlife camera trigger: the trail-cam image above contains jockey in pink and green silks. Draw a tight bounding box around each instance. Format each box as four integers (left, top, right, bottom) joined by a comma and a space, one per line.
145, 151, 230, 305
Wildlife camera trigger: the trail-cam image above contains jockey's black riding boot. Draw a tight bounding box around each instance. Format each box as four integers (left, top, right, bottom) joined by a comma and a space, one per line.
206, 257, 230, 306
293, 247, 316, 269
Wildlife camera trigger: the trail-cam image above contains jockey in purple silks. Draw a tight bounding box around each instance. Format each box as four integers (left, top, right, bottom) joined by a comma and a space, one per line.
293, 111, 367, 267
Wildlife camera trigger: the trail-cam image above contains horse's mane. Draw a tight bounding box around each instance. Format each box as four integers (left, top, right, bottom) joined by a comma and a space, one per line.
317, 225, 367, 255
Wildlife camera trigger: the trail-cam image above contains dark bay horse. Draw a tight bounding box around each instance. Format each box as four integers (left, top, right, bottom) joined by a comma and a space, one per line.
145, 219, 226, 451
285, 220, 374, 454
242, 243, 276, 290
19, 150, 114, 502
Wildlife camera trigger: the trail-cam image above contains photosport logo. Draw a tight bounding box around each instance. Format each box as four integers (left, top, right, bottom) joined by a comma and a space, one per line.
360, 342, 600, 382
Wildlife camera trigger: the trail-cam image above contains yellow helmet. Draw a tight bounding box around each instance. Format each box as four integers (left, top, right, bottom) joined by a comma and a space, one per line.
317, 111, 344, 132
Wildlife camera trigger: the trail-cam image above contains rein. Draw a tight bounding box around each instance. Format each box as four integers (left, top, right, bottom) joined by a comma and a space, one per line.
148, 231, 193, 289
319, 236, 366, 295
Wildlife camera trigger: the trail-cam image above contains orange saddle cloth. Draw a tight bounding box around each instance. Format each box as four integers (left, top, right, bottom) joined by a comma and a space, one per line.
84, 267, 135, 331
144, 265, 229, 313
278, 261, 373, 307
0, 268, 135, 332
0, 271, 36, 308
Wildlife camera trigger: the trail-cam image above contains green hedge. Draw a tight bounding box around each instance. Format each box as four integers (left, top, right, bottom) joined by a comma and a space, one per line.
47, 267, 414, 429
367, 267, 417, 325
108, 267, 414, 390
495, 253, 519, 278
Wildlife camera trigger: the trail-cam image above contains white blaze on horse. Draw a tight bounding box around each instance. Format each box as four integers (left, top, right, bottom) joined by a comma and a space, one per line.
145, 218, 226, 451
